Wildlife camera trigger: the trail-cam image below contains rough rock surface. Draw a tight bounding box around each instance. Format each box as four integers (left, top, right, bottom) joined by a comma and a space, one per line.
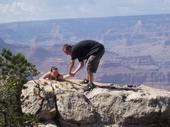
21, 80, 170, 127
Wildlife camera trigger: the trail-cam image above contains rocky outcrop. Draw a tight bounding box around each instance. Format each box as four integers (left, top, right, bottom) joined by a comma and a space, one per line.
21, 80, 170, 127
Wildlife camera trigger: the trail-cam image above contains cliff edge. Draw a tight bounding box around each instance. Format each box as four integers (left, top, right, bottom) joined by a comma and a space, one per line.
21, 80, 170, 127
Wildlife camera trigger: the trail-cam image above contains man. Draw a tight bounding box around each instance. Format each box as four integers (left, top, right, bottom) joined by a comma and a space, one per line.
39, 66, 63, 81
63, 40, 105, 91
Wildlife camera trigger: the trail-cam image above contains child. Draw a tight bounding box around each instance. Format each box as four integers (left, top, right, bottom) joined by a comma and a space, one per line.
39, 66, 64, 81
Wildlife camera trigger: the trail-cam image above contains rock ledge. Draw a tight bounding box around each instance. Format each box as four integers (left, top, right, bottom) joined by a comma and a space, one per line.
21, 80, 170, 127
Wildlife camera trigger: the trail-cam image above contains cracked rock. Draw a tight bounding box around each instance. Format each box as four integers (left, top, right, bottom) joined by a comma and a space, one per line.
21, 80, 170, 127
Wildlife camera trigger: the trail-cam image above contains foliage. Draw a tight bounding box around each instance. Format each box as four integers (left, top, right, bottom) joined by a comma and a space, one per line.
0, 48, 39, 127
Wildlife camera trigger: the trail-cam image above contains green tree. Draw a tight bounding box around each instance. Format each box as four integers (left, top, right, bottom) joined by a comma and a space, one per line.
0, 48, 39, 127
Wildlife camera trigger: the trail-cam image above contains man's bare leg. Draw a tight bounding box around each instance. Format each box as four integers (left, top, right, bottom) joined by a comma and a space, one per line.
87, 71, 93, 84
83, 71, 96, 91
81, 73, 89, 84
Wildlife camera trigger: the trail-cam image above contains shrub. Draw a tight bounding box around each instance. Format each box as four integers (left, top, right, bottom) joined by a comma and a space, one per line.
0, 48, 39, 127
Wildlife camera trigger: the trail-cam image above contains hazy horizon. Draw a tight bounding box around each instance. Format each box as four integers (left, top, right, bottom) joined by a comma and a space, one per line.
1, 0, 170, 23
1, 13, 170, 25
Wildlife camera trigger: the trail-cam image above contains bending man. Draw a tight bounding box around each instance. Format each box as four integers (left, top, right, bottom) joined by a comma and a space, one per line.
63, 40, 105, 91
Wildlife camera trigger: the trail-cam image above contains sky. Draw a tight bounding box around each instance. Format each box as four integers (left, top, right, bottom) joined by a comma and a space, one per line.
1, 0, 170, 23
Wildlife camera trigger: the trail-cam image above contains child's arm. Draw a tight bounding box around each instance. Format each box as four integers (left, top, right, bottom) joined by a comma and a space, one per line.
39, 71, 50, 81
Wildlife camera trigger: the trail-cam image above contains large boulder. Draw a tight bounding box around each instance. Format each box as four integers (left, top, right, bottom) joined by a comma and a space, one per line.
21, 80, 170, 127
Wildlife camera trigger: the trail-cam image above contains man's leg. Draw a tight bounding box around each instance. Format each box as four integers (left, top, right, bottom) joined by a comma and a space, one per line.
84, 48, 105, 91
83, 55, 99, 91
87, 70, 93, 84
81, 73, 89, 84
81, 59, 89, 84
86, 55, 99, 82
83, 70, 95, 91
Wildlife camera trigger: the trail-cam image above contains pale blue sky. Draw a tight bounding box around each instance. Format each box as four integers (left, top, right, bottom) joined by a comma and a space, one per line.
1, 0, 170, 23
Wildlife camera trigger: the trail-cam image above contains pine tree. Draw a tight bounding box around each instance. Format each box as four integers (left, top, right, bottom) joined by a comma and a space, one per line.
0, 48, 39, 127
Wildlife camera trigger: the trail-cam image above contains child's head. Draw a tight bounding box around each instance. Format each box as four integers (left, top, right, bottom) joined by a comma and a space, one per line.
50, 66, 59, 77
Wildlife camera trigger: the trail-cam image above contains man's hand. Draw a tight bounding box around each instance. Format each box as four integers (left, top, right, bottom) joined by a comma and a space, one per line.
63, 73, 74, 79
70, 72, 75, 77
72, 61, 84, 75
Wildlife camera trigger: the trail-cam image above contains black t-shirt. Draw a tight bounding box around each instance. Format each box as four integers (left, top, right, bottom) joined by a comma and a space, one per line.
71, 40, 104, 62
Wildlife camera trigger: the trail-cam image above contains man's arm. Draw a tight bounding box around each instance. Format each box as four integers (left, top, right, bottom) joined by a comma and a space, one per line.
72, 61, 84, 75
68, 60, 75, 75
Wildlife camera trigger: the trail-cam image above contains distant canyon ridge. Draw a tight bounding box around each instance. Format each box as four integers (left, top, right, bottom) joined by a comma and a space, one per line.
0, 14, 170, 88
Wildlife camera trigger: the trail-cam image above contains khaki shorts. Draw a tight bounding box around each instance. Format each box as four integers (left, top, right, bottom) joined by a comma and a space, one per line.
87, 48, 105, 73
